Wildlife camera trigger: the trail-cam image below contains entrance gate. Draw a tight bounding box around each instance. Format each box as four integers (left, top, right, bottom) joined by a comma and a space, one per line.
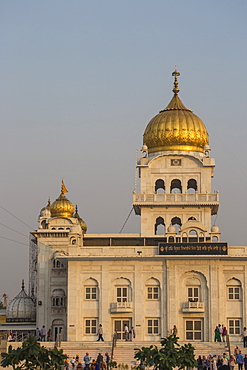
185, 319, 202, 341
114, 319, 131, 340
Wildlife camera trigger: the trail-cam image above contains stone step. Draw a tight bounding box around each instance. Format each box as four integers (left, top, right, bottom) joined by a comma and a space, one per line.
4, 340, 244, 368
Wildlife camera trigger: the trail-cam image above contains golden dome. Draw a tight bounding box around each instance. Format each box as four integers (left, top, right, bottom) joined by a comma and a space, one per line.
74, 205, 87, 233
50, 181, 75, 218
143, 70, 209, 153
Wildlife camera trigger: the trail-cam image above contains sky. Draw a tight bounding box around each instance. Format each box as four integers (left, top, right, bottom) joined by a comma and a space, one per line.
1, 0, 247, 300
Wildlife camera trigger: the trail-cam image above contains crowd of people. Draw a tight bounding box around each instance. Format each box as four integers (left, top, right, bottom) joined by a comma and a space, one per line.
123, 325, 135, 341
35, 326, 52, 341
197, 347, 247, 370
64, 352, 111, 370
214, 324, 227, 342
7, 323, 136, 344
214, 325, 247, 349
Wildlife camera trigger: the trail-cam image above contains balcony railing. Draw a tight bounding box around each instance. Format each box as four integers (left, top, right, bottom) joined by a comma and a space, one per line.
110, 302, 133, 313
133, 192, 219, 204
182, 301, 205, 313
133, 192, 219, 215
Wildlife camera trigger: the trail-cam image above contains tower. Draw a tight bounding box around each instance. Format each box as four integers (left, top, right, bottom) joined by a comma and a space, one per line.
133, 70, 220, 241
30, 181, 87, 340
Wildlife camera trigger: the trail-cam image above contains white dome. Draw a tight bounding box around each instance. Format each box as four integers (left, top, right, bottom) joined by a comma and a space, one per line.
6, 283, 35, 322
40, 207, 51, 218
211, 225, 220, 233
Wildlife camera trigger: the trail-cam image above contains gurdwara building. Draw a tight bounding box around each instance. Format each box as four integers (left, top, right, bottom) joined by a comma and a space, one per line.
8, 70, 246, 343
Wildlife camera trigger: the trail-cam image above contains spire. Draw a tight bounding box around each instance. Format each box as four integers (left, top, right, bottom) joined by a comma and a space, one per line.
160, 68, 192, 112
61, 180, 68, 194
74, 204, 79, 217
172, 67, 180, 96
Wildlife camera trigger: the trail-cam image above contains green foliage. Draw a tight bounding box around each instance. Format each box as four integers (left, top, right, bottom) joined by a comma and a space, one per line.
177, 342, 197, 370
117, 364, 129, 370
110, 361, 118, 369
0, 336, 67, 370
134, 335, 197, 370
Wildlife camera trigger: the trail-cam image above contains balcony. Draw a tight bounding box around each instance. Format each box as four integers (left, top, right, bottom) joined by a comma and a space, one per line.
133, 192, 219, 215
110, 302, 133, 313
182, 301, 205, 313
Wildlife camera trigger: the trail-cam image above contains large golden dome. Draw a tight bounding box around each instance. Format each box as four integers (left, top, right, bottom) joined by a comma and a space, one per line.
143, 70, 209, 153
50, 181, 75, 218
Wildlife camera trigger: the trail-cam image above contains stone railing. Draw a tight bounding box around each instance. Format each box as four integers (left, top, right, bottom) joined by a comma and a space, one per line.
133, 192, 219, 204
182, 301, 205, 313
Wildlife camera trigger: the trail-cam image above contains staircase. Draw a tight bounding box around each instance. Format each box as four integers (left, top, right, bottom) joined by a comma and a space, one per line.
3, 339, 246, 368
57, 341, 113, 363
58, 340, 233, 366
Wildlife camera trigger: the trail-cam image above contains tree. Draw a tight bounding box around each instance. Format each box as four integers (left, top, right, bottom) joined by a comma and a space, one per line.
134, 335, 197, 370
1, 336, 67, 370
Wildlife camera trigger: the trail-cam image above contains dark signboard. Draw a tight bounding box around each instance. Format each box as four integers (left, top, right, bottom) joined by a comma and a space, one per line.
159, 242, 228, 255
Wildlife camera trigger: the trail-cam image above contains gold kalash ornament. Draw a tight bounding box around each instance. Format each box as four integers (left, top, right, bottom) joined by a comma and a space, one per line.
143, 69, 209, 153
50, 180, 75, 218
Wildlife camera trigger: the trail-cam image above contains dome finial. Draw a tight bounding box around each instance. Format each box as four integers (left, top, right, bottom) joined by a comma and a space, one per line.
172, 67, 180, 96
61, 180, 68, 194
22, 279, 25, 291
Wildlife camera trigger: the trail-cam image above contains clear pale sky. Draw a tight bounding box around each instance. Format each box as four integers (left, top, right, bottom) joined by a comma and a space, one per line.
1, 0, 247, 299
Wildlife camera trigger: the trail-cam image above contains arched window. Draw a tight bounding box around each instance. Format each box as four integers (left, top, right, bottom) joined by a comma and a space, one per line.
70, 237, 76, 245
146, 278, 160, 300
212, 236, 218, 241
227, 278, 242, 300
170, 179, 182, 193
199, 232, 205, 241
52, 259, 64, 269
171, 217, 182, 234
182, 232, 188, 242
185, 277, 201, 302
84, 278, 98, 300
52, 289, 65, 307
187, 179, 197, 193
114, 278, 132, 303
189, 229, 198, 242
189, 230, 197, 236
41, 220, 48, 229
155, 179, 165, 194
155, 217, 165, 235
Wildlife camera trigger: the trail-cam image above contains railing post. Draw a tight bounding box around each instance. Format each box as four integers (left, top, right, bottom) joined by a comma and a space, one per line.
111, 331, 117, 360
227, 333, 231, 356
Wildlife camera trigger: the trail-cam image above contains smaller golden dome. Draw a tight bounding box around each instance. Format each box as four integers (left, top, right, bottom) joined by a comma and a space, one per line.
74, 205, 87, 233
50, 181, 75, 218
